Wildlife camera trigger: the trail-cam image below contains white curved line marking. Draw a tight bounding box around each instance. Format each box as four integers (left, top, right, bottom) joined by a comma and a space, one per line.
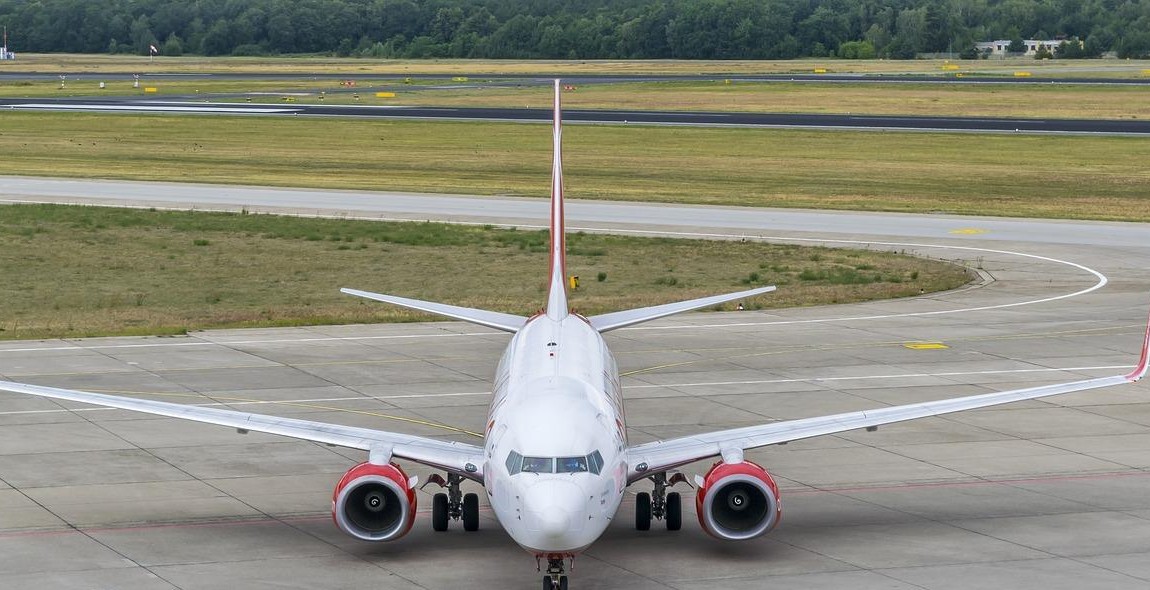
571, 229, 1108, 331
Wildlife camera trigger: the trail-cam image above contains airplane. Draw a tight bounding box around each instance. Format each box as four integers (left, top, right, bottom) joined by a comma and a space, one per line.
1, 80, 1148, 590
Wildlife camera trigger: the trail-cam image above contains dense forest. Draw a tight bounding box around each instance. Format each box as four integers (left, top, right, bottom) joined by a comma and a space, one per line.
1, 0, 1149, 60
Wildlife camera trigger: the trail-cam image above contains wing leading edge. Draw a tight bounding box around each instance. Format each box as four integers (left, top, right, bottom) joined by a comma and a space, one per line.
625, 303, 1150, 484
0, 379, 486, 481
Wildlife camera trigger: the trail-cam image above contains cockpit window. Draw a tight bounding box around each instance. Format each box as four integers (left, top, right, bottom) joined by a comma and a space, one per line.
557, 456, 588, 473
587, 450, 604, 475
521, 456, 554, 473
506, 450, 604, 475
505, 450, 523, 475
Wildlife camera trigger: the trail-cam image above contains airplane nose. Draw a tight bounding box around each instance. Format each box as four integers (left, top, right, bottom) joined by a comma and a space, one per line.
538, 509, 571, 538
523, 479, 585, 540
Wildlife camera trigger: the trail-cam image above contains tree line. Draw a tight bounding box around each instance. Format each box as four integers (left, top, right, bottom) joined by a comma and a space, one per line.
2, 0, 1149, 60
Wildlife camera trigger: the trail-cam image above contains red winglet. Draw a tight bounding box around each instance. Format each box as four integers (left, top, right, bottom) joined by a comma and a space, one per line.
1125, 304, 1150, 382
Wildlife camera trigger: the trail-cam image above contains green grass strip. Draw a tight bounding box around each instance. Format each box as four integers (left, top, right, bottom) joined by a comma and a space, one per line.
0, 204, 970, 340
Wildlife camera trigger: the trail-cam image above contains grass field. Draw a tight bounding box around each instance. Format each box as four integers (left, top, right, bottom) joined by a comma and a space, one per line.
4, 54, 1149, 77
1, 112, 1147, 221
0, 204, 970, 340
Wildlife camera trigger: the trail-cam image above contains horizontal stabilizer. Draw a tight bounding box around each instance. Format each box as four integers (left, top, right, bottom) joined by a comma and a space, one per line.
587, 285, 776, 332
341, 288, 527, 333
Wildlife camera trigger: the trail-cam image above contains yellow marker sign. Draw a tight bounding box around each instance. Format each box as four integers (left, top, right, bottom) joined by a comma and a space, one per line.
949, 228, 988, 235
375, 92, 396, 98
143, 87, 158, 93
1014, 71, 1032, 77
813, 68, 827, 74
452, 76, 469, 82
904, 342, 949, 350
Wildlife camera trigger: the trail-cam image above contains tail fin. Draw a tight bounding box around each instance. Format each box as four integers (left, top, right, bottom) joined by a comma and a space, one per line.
545, 79, 569, 321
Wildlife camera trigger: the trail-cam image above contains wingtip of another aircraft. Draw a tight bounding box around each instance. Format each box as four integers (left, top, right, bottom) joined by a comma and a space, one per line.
1124, 302, 1150, 382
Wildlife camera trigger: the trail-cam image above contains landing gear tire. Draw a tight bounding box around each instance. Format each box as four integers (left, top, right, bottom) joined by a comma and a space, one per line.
636, 492, 652, 531
462, 492, 480, 532
542, 575, 569, 590
665, 491, 682, 531
432, 492, 449, 532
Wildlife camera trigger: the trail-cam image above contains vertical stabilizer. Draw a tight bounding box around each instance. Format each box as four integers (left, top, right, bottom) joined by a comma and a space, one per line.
545, 79, 569, 321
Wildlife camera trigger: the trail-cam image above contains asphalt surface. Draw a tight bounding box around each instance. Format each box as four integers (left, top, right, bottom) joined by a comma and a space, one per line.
4, 97, 1149, 134
1, 179, 1149, 589
2, 176, 1147, 249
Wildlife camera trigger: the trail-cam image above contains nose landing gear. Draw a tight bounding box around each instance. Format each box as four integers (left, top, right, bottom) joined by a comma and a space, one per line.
539, 554, 571, 590
422, 473, 480, 532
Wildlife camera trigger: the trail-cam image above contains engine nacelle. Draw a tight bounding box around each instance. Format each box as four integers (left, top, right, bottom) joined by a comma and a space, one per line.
332, 462, 416, 542
695, 460, 782, 540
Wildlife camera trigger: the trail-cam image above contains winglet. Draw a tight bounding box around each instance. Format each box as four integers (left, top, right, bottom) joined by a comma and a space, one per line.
545, 79, 569, 322
1125, 303, 1150, 382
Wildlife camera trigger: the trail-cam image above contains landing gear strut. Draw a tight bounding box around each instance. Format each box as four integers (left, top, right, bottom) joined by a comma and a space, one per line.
635, 472, 689, 531
539, 554, 570, 590
423, 473, 479, 532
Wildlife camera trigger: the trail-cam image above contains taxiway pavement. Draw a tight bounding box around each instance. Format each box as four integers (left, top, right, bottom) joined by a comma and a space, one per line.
6, 97, 1150, 135
0, 185, 1149, 589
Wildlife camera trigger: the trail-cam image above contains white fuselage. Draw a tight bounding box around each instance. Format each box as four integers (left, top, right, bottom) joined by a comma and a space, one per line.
483, 314, 627, 555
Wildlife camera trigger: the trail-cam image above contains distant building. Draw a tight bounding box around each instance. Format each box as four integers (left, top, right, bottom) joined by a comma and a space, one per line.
975, 39, 1066, 57
1, 27, 12, 60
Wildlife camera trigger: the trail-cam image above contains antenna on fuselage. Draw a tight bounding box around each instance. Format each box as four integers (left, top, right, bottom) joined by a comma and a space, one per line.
544, 79, 569, 322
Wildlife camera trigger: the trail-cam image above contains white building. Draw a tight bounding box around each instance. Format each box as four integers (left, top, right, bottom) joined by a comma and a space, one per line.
1, 28, 12, 60
975, 39, 1065, 57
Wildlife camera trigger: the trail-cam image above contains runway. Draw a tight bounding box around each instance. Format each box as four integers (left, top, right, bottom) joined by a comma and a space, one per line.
4, 97, 1150, 135
1, 182, 1149, 589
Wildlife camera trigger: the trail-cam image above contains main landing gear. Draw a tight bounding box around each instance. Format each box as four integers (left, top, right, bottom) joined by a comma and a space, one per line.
422, 473, 479, 532
635, 472, 690, 531
539, 554, 571, 590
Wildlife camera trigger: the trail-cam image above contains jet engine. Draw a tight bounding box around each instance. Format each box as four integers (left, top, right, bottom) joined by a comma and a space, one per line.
695, 460, 781, 540
332, 462, 417, 541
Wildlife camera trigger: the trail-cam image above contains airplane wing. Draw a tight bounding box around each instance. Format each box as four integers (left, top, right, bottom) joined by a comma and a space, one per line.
625, 307, 1150, 484
0, 379, 487, 481
588, 285, 776, 333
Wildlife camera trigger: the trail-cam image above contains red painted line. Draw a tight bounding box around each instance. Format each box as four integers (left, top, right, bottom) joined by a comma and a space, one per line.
785, 469, 1150, 496
0, 514, 328, 539
0, 505, 501, 540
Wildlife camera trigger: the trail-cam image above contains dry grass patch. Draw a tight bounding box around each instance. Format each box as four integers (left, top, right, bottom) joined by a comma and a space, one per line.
1, 112, 1148, 221
6, 54, 1149, 78
0, 205, 970, 340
